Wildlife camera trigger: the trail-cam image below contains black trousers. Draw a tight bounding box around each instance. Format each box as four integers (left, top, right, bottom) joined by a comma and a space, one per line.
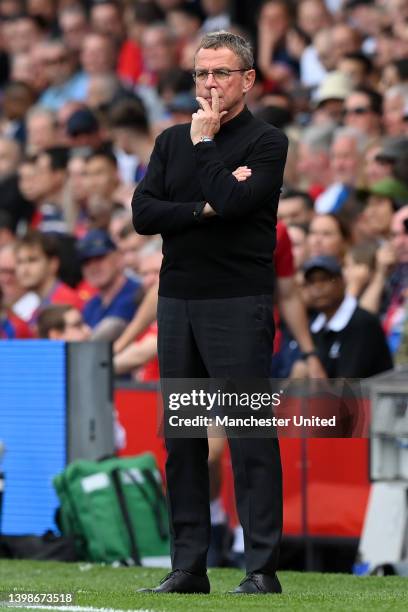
157, 295, 282, 575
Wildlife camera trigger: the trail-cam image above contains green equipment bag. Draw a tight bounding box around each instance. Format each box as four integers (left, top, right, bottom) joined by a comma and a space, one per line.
53, 453, 170, 565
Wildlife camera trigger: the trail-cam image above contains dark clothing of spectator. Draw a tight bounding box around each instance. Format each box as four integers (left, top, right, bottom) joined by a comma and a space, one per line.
311, 296, 393, 378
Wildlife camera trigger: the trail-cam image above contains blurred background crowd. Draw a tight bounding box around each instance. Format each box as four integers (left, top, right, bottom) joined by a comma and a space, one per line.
0, 0, 408, 382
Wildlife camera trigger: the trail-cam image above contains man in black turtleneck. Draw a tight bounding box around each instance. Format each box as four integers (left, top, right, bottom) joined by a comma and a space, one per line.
133, 31, 288, 596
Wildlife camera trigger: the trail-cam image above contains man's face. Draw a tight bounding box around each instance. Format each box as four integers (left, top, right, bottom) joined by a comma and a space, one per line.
305, 269, 345, 312
90, 4, 123, 39
35, 153, 64, 199
344, 92, 380, 135
142, 28, 176, 73
330, 136, 359, 185
0, 140, 19, 177
26, 114, 58, 154
81, 251, 118, 290
18, 162, 42, 202
118, 233, 147, 273
81, 34, 115, 75
278, 196, 312, 225
194, 47, 254, 120
391, 208, 408, 263
384, 93, 405, 136
363, 195, 394, 237
0, 247, 23, 306
15, 245, 56, 291
308, 215, 345, 259
85, 156, 118, 200
60, 308, 91, 341
296, 142, 329, 185
139, 252, 162, 290
42, 44, 72, 86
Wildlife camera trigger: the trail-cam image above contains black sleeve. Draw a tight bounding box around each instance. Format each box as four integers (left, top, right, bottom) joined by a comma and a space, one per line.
193, 129, 288, 219
367, 317, 394, 375
132, 133, 205, 235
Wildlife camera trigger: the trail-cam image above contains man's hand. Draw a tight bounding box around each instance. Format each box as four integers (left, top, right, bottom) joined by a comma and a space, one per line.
201, 166, 251, 217
191, 88, 228, 145
232, 166, 252, 182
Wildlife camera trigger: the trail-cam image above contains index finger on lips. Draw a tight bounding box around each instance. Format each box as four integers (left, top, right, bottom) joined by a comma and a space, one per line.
196, 96, 211, 112
211, 88, 219, 113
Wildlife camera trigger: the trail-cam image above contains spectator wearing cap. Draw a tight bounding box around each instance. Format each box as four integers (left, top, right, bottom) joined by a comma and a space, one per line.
343, 86, 382, 139
37, 303, 91, 341
167, 92, 199, 125
300, 255, 392, 377
66, 107, 102, 149
373, 136, 408, 186
314, 127, 366, 214
78, 229, 142, 341
359, 178, 408, 240
38, 39, 88, 111
15, 230, 83, 328
313, 71, 353, 125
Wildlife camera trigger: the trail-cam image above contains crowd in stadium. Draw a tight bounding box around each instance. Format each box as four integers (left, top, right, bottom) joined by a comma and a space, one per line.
0, 0, 407, 380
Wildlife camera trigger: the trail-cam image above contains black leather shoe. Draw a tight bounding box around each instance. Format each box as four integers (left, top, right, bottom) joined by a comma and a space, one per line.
137, 569, 210, 594
229, 572, 282, 594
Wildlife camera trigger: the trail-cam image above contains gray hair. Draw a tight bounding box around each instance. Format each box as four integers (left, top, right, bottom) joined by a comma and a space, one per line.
301, 124, 335, 152
332, 126, 368, 154
385, 84, 408, 104
195, 30, 254, 69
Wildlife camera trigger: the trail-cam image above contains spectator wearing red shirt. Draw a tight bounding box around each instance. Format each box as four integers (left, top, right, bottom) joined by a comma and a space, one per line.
15, 230, 83, 329
114, 245, 162, 381
0, 285, 32, 339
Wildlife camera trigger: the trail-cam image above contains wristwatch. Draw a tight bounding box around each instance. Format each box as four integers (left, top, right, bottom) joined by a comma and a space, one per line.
199, 136, 214, 143
300, 350, 319, 360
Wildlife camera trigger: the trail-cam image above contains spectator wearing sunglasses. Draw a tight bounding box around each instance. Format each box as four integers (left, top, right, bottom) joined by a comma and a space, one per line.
343, 87, 382, 139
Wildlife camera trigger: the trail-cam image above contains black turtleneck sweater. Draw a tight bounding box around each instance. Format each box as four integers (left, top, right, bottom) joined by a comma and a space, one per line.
132, 107, 288, 299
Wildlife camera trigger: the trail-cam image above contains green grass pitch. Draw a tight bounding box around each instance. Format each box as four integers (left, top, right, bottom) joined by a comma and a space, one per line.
1, 560, 407, 611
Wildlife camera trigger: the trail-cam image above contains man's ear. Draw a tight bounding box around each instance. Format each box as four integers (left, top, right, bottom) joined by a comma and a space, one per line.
243, 69, 256, 94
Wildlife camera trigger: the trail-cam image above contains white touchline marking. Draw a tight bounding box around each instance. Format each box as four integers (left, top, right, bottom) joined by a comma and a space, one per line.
11, 607, 156, 612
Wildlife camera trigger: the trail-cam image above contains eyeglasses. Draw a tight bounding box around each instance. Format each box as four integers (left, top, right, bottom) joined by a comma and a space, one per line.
344, 107, 371, 115
192, 68, 251, 82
